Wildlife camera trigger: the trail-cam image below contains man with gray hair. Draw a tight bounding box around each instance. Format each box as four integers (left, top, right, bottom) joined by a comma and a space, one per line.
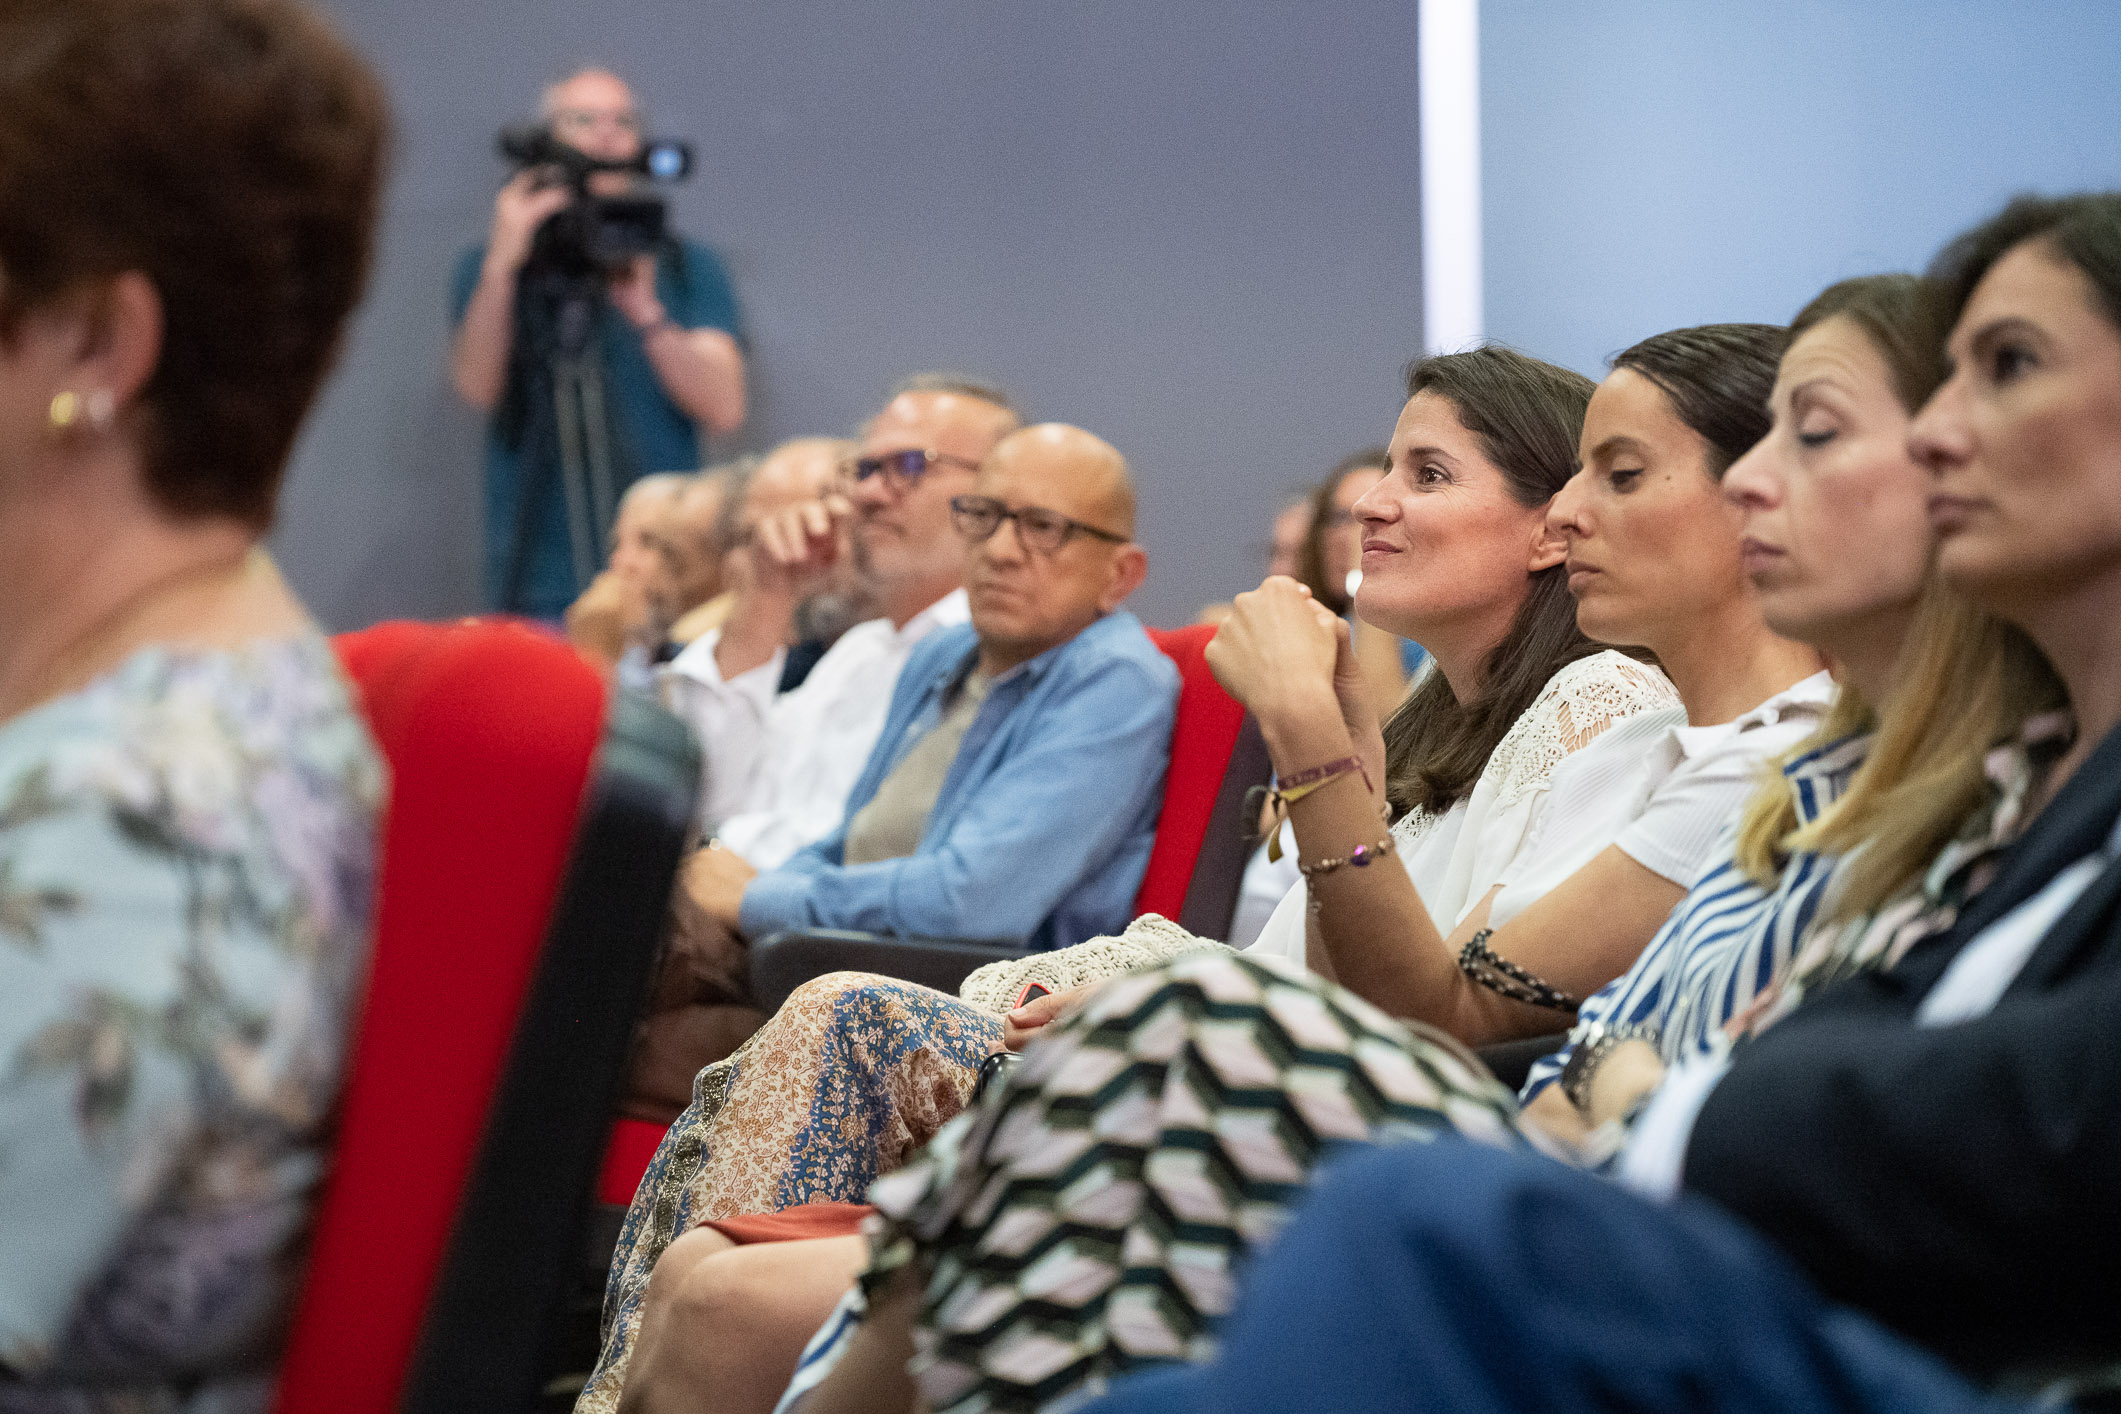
663, 378, 1018, 864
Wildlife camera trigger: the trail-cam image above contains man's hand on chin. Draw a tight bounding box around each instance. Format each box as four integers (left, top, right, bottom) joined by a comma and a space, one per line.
681, 840, 759, 930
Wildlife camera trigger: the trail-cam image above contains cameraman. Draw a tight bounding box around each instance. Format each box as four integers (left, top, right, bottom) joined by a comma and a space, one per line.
449, 66, 746, 618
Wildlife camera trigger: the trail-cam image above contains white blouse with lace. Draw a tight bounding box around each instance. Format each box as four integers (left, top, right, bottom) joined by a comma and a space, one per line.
1243, 650, 1680, 965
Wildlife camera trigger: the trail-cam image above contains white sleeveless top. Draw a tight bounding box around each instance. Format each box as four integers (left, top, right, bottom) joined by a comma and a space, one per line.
1243, 650, 1680, 965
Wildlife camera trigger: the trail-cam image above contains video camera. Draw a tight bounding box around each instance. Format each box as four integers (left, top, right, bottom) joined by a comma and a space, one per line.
497, 125, 694, 274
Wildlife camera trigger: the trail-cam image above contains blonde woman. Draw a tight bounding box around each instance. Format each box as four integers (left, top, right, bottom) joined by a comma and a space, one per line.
1521, 272, 2064, 1137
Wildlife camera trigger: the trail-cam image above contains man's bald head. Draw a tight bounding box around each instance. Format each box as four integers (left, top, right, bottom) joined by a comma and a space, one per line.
983, 423, 1137, 539
755, 436, 850, 509
623, 470, 691, 506
963, 423, 1148, 674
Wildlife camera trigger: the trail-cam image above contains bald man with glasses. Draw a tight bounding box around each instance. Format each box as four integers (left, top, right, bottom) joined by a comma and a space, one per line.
629, 422, 1177, 1117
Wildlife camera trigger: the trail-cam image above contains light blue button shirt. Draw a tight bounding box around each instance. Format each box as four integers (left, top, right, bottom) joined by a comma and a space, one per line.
740, 610, 1179, 951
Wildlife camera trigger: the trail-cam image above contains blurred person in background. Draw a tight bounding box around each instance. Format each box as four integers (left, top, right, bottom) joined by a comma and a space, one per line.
1267, 494, 1311, 579
651, 466, 744, 643
0, 0, 387, 1403
569, 465, 742, 689
1195, 492, 1309, 628
564, 468, 693, 682
449, 66, 745, 619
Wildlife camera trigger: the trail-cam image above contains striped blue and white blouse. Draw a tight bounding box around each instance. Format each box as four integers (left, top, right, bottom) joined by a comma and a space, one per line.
1522, 731, 1872, 1102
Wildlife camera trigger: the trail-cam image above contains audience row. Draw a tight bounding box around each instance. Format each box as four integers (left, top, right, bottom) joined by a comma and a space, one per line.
4, 3, 2121, 1413
585, 198, 2121, 1414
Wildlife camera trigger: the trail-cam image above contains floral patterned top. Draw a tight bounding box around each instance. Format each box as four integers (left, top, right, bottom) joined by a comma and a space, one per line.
0, 635, 383, 1412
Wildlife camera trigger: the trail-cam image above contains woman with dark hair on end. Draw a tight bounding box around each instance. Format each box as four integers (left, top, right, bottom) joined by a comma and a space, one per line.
0, 0, 388, 1406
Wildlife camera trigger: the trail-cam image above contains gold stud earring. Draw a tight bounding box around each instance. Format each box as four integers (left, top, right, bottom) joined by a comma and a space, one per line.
49, 390, 80, 430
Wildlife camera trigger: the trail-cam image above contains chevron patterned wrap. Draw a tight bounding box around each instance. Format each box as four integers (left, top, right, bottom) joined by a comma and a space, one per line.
863, 950, 1525, 1412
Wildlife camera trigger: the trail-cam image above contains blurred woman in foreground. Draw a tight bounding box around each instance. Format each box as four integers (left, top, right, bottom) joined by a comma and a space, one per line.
0, 0, 388, 1404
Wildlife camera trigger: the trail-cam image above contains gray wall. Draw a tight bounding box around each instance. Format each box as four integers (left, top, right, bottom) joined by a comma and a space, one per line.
278, 0, 1424, 631
1482, 0, 2121, 378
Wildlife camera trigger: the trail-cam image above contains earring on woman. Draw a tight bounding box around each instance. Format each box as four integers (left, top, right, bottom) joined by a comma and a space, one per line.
49, 388, 117, 432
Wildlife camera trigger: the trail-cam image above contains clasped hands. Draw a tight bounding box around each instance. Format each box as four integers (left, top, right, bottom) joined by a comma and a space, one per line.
1205, 576, 1385, 784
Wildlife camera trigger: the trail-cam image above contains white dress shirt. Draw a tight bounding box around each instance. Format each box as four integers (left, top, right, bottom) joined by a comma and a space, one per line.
660, 588, 971, 869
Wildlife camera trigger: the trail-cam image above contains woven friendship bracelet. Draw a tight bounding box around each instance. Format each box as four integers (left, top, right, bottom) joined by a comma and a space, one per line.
1277, 754, 1367, 794
1457, 928, 1583, 1013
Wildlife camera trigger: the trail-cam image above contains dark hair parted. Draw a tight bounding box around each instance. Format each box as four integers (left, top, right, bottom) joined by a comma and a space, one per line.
1296, 446, 1389, 613
1788, 274, 1952, 415
1609, 324, 1789, 479
0, 0, 388, 528
1927, 190, 2121, 335
1378, 346, 1608, 818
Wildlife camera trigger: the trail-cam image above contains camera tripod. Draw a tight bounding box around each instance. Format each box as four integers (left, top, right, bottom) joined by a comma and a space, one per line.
500, 263, 635, 613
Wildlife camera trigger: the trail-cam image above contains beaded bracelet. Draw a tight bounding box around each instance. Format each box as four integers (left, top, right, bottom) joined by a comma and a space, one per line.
1557, 1020, 1661, 1111
1299, 832, 1396, 915
1457, 928, 1583, 1013
1299, 833, 1395, 880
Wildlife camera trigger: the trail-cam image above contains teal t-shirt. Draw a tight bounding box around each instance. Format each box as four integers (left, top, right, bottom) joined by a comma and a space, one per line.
449, 237, 743, 616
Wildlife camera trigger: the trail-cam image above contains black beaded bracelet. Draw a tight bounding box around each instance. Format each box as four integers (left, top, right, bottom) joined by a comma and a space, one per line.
1457, 928, 1583, 1014
1557, 1020, 1662, 1112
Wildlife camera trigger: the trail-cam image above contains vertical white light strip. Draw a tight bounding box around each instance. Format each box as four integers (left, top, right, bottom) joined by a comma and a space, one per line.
1419, 0, 1482, 354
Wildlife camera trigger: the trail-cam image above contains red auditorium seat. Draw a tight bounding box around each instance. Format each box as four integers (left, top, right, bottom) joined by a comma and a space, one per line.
271, 620, 698, 1414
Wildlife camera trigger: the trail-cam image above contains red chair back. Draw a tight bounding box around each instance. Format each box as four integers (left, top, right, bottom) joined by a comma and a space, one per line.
273, 620, 607, 1414
1135, 623, 1265, 934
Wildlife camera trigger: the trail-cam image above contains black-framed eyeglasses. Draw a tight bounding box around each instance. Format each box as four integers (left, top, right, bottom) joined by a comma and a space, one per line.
842, 448, 982, 490
949, 495, 1128, 553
